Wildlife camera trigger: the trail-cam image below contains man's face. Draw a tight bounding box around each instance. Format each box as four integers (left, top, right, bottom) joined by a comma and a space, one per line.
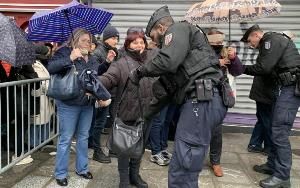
105, 36, 119, 48
149, 25, 167, 48
247, 31, 261, 49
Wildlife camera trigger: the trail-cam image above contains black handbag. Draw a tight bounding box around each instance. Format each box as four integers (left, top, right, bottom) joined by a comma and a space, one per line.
47, 65, 80, 100
220, 77, 235, 108
107, 61, 145, 158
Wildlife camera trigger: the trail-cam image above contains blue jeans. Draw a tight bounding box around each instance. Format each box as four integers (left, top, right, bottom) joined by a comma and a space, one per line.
248, 102, 273, 150
55, 100, 93, 179
89, 106, 109, 152
30, 123, 50, 147
149, 105, 176, 155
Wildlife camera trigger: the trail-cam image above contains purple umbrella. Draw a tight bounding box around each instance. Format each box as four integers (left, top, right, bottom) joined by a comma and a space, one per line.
27, 0, 113, 42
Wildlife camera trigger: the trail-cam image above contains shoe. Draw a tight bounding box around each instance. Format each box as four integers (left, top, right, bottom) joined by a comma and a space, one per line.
248, 145, 264, 153
109, 150, 117, 158
161, 149, 172, 160
12, 155, 34, 166
212, 164, 223, 177
76, 171, 93, 179
253, 164, 274, 175
262, 148, 271, 156
93, 150, 111, 163
130, 174, 148, 188
56, 178, 68, 186
150, 152, 170, 166
101, 128, 109, 135
119, 182, 131, 188
259, 176, 290, 188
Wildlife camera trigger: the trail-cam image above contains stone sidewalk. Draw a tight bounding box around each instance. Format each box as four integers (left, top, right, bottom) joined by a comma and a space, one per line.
1, 133, 300, 188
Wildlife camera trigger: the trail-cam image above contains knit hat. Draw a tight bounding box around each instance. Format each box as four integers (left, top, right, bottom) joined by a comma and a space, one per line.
102, 25, 119, 42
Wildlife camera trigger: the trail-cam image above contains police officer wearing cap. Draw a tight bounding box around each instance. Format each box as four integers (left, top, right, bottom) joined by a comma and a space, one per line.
241, 24, 300, 188
130, 5, 227, 187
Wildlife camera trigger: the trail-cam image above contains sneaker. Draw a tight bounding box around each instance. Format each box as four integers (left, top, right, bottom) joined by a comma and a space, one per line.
150, 153, 170, 166
247, 145, 263, 153
12, 155, 34, 166
161, 150, 172, 160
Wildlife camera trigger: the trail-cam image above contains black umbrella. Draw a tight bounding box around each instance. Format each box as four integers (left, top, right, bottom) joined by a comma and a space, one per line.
0, 13, 35, 66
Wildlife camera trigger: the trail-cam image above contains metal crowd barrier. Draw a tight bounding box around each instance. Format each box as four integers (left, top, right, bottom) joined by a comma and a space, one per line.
0, 77, 58, 174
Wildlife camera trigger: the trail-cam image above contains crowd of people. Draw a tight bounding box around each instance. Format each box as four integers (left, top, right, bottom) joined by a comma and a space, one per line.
1, 5, 300, 188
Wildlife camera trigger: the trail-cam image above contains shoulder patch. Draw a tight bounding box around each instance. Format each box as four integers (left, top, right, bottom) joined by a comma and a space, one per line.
164, 33, 173, 46
264, 41, 271, 49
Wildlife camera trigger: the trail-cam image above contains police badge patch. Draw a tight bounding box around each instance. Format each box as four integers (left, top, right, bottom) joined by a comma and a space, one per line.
165, 33, 173, 46
264, 41, 271, 49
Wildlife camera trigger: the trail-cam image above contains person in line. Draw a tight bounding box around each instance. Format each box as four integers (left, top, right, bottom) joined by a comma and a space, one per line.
47, 28, 112, 186
99, 27, 158, 188
207, 28, 243, 177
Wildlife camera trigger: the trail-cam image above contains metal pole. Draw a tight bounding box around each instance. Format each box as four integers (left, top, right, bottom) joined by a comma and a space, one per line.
229, 9, 231, 45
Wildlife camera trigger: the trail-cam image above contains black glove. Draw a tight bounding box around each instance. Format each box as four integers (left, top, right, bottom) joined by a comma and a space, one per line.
129, 67, 141, 85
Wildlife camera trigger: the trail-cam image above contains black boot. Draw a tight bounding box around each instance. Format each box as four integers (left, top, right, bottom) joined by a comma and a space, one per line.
93, 150, 111, 163
259, 176, 290, 188
129, 158, 148, 188
253, 164, 274, 175
118, 156, 130, 188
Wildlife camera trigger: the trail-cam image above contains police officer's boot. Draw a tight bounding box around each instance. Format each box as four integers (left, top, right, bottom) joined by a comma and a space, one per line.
259, 176, 290, 188
129, 158, 148, 188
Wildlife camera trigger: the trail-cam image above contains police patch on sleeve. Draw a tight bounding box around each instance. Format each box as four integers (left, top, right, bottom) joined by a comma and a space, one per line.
264, 41, 271, 49
164, 33, 173, 46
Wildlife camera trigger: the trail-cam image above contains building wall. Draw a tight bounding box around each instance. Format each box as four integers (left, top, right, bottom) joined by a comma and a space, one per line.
94, 0, 300, 119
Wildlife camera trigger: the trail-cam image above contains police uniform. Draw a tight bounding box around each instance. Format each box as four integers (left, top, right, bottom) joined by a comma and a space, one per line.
242, 25, 300, 187
131, 6, 227, 187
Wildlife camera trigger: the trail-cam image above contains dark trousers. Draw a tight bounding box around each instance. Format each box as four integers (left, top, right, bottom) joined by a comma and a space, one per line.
88, 106, 109, 152
248, 102, 273, 150
209, 124, 223, 165
149, 105, 176, 155
118, 155, 142, 183
168, 93, 227, 188
267, 85, 300, 180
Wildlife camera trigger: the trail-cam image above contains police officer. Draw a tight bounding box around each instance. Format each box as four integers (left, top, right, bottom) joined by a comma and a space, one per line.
130, 6, 227, 187
241, 24, 300, 188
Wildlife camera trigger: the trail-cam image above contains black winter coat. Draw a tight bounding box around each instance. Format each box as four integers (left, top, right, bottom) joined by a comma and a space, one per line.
47, 46, 100, 106
99, 49, 158, 123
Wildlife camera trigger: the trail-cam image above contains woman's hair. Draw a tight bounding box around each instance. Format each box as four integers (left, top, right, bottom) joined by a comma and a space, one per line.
124, 32, 148, 51
66, 28, 92, 48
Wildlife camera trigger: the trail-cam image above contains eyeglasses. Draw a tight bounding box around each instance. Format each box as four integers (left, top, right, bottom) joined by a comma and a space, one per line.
127, 27, 145, 35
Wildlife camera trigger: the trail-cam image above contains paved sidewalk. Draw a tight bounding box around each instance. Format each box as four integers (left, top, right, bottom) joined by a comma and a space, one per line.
1, 133, 300, 188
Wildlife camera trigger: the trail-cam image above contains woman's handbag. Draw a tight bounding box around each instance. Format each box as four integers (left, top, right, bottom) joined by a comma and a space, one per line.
220, 77, 235, 108
47, 65, 80, 100
107, 61, 145, 158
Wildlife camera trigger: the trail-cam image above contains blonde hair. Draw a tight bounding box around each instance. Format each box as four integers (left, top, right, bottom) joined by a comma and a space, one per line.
66, 28, 92, 48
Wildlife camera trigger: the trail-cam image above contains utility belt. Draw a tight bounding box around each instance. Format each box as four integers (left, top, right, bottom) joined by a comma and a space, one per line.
277, 72, 297, 86
277, 71, 300, 96
185, 78, 235, 108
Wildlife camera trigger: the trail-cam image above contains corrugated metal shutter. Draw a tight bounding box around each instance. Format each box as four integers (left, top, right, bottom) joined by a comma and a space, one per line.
94, 0, 300, 116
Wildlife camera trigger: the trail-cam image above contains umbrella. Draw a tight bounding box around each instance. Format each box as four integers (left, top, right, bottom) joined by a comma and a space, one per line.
185, 0, 281, 41
0, 13, 35, 66
27, 0, 113, 43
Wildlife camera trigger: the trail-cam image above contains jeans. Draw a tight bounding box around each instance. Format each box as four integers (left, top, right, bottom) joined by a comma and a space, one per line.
149, 105, 176, 155
29, 123, 50, 147
89, 106, 109, 152
54, 100, 93, 179
248, 102, 273, 150
209, 123, 223, 165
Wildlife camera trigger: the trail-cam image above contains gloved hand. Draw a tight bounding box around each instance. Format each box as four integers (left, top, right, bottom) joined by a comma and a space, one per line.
129, 67, 142, 85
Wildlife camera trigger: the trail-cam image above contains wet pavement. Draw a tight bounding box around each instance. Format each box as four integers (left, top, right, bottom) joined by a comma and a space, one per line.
1, 133, 300, 188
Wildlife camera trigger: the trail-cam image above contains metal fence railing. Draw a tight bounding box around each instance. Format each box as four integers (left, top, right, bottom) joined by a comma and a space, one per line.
0, 77, 58, 174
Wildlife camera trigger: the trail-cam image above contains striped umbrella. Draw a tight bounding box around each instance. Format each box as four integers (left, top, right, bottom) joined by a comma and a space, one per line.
185, 0, 281, 41
27, 0, 113, 42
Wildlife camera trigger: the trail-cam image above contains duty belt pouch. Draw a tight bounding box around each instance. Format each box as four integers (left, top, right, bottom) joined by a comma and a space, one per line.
295, 73, 300, 96
195, 79, 213, 101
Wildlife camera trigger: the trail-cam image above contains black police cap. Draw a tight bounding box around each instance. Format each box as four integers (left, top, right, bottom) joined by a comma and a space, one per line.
145, 5, 171, 37
241, 24, 261, 42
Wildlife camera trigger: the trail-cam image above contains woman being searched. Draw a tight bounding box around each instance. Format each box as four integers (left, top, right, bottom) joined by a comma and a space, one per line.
99, 27, 158, 188
47, 28, 113, 186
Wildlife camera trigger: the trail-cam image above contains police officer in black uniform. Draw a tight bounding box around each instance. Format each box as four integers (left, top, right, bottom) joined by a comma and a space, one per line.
241, 24, 300, 188
130, 6, 227, 187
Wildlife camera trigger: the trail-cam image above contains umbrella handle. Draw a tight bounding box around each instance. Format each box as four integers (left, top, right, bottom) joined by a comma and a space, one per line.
63, 9, 75, 42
